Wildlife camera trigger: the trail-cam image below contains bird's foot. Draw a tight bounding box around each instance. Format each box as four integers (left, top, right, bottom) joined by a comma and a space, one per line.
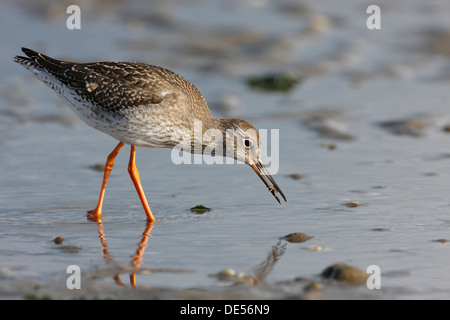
87, 208, 102, 222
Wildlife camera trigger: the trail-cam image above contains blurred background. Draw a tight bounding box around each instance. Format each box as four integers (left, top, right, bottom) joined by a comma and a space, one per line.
1, 0, 450, 299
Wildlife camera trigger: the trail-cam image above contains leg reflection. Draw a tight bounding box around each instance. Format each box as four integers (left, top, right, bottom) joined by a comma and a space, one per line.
97, 222, 116, 264
96, 221, 154, 287
130, 221, 154, 287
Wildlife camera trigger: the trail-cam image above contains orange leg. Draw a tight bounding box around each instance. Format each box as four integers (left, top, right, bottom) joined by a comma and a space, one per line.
128, 146, 156, 222
87, 142, 125, 222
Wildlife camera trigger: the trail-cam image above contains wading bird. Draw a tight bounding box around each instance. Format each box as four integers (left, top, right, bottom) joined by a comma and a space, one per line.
14, 48, 286, 222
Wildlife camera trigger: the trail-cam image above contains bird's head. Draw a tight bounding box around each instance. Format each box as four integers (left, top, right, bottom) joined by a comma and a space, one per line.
214, 118, 287, 204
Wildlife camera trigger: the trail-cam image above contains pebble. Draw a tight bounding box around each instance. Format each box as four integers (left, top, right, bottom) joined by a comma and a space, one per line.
53, 236, 64, 245
289, 173, 303, 180
378, 117, 432, 137
301, 110, 355, 141
210, 269, 252, 283
433, 239, 449, 243
345, 201, 361, 208
304, 246, 327, 251
321, 263, 369, 285
217, 268, 235, 277
281, 232, 312, 243
372, 228, 389, 232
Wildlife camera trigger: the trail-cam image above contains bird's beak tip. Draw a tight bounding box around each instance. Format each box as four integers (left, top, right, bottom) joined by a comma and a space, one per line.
251, 162, 286, 204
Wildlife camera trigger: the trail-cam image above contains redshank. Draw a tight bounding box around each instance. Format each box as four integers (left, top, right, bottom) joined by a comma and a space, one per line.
14, 48, 286, 222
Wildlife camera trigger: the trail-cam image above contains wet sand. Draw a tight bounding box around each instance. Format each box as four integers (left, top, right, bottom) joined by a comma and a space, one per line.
1, 0, 450, 300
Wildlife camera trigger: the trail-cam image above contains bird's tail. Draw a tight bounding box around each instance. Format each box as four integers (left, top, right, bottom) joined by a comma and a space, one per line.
13, 47, 43, 70
13, 47, 75, 89
13, 47, 69, 75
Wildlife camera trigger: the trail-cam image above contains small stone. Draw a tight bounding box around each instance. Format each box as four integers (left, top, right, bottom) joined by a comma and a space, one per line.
53, 236, 64, 244
321, 263, 368, 285
345, 201, 361, 208
372, 228, 389, 232
212, 269, 238, 281
433, 239, 449, 243
378, 117, 432, 137
304, 246, 325, 251
218, 268, 235, 276
281, 232, 312, 243
289, 173, 303, 180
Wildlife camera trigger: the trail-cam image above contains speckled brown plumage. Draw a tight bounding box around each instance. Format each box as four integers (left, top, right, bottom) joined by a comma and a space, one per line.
14, 48, 218, 149
15, 48, 205, 111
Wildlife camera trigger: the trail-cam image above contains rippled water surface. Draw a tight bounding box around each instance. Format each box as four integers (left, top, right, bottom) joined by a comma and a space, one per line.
1, 0, 450, 299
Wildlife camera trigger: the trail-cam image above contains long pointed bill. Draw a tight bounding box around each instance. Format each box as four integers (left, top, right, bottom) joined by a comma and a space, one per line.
250, 162, 287, 204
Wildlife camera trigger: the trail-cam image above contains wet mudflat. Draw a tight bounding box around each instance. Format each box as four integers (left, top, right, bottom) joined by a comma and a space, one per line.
1, 0, 450, 299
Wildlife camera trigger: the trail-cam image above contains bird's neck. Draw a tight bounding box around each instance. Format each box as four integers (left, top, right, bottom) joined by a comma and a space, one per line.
188, 117, 234, 155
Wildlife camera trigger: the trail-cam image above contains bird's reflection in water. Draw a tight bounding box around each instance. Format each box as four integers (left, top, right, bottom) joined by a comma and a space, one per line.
96, 221, 154, 288
94, 221, 287, 289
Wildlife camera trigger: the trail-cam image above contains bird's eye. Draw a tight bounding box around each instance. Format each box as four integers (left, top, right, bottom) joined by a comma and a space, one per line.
243, 138, 253, 148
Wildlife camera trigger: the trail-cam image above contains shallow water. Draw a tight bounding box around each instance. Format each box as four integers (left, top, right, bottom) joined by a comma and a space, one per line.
1, 0, 450, 299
